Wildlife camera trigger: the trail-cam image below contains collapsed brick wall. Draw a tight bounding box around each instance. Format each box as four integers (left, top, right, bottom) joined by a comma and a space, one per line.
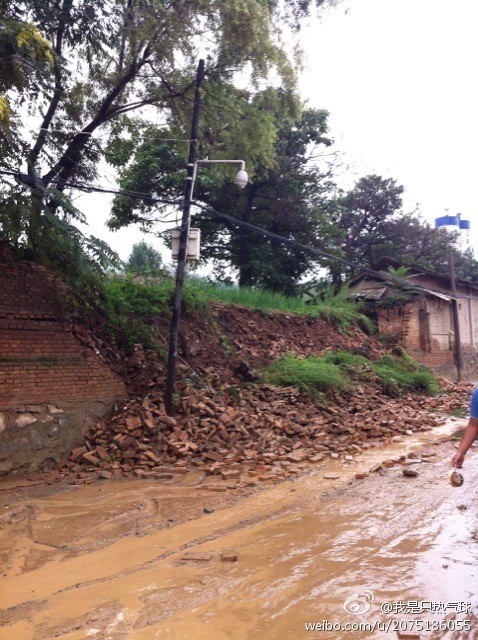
0, 243, 127, 474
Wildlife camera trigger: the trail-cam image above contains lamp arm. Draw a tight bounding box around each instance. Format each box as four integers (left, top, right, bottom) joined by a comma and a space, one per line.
191, 159, 246, 186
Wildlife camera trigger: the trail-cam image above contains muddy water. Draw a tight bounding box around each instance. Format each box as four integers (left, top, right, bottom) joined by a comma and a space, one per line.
1, 421, 478, 640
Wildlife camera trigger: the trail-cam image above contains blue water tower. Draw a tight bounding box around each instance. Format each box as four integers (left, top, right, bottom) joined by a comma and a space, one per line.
435, 213, 471, 249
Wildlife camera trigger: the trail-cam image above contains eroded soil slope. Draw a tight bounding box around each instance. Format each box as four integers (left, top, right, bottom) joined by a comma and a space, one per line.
60, 302, 472, 487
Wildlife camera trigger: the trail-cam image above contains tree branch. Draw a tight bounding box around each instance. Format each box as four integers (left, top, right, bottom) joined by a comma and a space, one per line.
42, 49, 152, 187
27, 0, 73, 174
118, 0, 135, 75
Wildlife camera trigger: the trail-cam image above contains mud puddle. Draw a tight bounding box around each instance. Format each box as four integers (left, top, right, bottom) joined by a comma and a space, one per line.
1, 419, 477, 640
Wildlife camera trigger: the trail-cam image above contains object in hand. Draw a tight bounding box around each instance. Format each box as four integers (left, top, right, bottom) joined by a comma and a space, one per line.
447, 469, 464, 487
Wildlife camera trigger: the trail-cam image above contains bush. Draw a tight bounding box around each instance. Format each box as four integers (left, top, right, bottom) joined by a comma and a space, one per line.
371, 353, 440, 396
103, 275, 174, 348
263, 353, 349, 395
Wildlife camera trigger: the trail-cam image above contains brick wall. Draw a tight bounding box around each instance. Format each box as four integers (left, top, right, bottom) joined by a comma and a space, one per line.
378, 298, 458, 378
0, 243, 127, 474
351, 272, 478, 380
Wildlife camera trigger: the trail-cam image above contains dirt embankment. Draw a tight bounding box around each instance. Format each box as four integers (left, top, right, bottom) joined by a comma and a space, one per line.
53, 302, 472, 487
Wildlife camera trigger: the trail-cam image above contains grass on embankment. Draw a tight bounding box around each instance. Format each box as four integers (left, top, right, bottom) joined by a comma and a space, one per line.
102, 275, 436, 399
190, 279, 373, 334
102, 275, 373, 348
263, 349, 441, 398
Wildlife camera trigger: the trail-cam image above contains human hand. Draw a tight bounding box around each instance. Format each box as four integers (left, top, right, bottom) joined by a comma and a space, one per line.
451, 450, 465, 468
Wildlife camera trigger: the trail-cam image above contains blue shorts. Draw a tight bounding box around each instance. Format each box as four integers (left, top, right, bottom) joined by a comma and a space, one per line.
470, 388, 478, 419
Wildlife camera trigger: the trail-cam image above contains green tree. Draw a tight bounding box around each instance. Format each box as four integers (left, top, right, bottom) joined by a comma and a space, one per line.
126, 241, 163, 274
323, 174, 464, 286
1, 0, 334, 235
0, 2, 53, 131
450, 247, 478, 282
371, 214, 459, 274
0, 0, 337, 298
197, 106, 335, 293
107, 81, 336, 294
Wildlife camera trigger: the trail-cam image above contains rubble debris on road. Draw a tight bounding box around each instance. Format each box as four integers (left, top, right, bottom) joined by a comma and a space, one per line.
53, 304, 472, 486
50, 375, 471, 486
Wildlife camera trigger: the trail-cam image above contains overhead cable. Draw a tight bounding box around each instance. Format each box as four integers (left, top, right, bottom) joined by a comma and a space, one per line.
1, 168, 477, 301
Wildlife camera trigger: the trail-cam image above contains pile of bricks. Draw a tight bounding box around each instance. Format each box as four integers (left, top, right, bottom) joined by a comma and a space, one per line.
56, 374, 472, 483
53, 302, 473, 484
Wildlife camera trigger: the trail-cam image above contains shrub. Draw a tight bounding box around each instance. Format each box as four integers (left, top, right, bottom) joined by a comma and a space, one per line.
263, 353, 349, 395
371, 353, 440, 396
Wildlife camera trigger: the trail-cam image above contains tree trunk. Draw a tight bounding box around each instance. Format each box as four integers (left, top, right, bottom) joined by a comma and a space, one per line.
238, 230, 252, 287
238, 187, 255, 287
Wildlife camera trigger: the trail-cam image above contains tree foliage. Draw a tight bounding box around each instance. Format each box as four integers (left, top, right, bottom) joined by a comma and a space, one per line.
0, 3, 53, 130
0, 0, 334, 290
321, 174, 474, 286
2, 0, 332, 185
107, 77, 336, 294
451, 247, 478, 282
196, 105, 335, 293
126, 240, 163, 274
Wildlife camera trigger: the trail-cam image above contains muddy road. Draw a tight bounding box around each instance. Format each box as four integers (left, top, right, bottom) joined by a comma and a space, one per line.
1, 419, 477, 640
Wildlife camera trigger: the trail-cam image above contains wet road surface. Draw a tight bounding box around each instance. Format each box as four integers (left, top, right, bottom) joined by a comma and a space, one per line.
1, 420, 477, 640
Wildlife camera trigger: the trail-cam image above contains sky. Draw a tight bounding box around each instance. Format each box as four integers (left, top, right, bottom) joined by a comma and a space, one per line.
300, 0, 478, 226
79, 0, 478, 261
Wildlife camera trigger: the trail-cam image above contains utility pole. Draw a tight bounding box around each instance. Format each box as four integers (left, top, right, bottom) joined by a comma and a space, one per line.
164, 59, 205, 415
449, 246, 465, 381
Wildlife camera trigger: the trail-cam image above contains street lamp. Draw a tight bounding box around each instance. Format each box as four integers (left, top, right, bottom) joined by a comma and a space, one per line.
164, 156, 248, 414
192, 159, 248, 190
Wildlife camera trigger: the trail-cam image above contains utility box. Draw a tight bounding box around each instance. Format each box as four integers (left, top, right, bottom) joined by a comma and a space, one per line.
171, 228, 200, 260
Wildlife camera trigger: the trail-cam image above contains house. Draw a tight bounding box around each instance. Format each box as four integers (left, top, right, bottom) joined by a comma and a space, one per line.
347, 263, 478, 380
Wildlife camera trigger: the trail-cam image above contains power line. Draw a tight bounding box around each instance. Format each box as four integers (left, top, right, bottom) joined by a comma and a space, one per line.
35, 127, 190, 143
2, 168, 478, 301
191, 200, 356, 270
0, 170, 182, 208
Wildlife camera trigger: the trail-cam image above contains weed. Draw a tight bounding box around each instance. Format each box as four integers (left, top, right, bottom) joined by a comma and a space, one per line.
323, 350, 370, 377
371, 353, 440, 397
263, 353, 349, 395
263, 348, 440, 399
227, 386, 241, 405
103, 275, 174, 349
220, 335, 235, 355
307, 287, 375, 334
102, 275, 374, 354
186, 279, 370, 332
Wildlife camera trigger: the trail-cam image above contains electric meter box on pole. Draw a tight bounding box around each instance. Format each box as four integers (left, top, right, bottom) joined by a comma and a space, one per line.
171, 228, 200, 260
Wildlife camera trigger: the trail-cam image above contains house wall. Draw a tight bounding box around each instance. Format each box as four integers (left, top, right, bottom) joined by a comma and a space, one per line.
408, 297, 455, 371
401, 274, 478, 377
456, 289, 478, 378
0, 244, 127, 475
460, 285, 478, 349
377, 293, 478, 379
